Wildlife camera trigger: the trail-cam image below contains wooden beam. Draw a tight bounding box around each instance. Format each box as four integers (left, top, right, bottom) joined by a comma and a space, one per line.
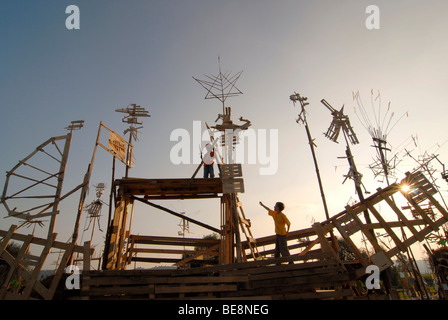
116, 178, 223, 199
366, 203, 407, 252
345, 205, 383, 253
132, 196, 220, 233
174, 244, 220, 267
377, 188, 424, 241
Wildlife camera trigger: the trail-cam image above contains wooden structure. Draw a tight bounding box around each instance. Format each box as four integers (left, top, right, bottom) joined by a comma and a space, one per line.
1, 170, 447, 300
78, 170, 448, 300
0, 225, 93, 300
1, 120, 84, 238
104, 163, 256, 270
79, 252, 352, 300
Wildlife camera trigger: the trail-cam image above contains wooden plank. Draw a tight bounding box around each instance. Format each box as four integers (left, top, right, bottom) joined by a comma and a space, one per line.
248, 265, 344, 282
388, 215, 448, 257
78, 256, 356, 300
155, 284, 238, 294
366, 204, 407, 252
364, 219, 427, 229
282, 288, 354, 300
298, 238, 320, 256
175, 244, 220, 267
46, 242, 76, 300
420, 190, 448, 220
247, 271, 353, 290
401, 190, 438, 230
0, 225, 17, 252
129, 248, 208, 255
378, 189, 424, 241
225, 259, 341, 277
242, 228, 316, 248
83, 285, 156, 297
131, 257, 218, 265
333, 218, 369, 267
173, 252, 336, 276
345, 205, 383, 253
0, 229, 91, 254
116, 178, 223, 198
83, 275, 249, 286
131, 235, 220, 246
219, 164, 243, 178
311, 223, 345, 269
83, 241, 91, 271
21, 233, 57, 299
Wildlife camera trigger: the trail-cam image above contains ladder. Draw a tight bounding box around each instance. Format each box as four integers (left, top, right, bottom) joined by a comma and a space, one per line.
235, 196, 262, 261
219, 163, 261, 261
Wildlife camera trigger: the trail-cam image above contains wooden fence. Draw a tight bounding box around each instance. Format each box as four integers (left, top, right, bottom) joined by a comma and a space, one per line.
0, 225, 93, 300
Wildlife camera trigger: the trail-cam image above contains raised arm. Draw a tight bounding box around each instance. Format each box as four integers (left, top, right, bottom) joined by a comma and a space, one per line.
259, 201, 271, 211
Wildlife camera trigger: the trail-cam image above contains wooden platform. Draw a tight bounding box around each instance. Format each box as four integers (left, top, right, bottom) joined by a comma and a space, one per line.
3, 171, 447, 300
77, 252, 355, 300
115, 178, 223, 200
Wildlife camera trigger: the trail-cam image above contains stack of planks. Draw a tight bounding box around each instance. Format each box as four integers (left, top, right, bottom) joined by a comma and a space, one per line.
77, 252, 355, 300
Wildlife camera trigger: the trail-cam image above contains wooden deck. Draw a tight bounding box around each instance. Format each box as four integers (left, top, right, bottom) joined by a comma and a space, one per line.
115, 178, 223, 200
77, 252, 355, 300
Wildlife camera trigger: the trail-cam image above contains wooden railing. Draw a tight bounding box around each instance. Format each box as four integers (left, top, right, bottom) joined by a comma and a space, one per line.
243, 171, 448, 275
0, 225, 93, 300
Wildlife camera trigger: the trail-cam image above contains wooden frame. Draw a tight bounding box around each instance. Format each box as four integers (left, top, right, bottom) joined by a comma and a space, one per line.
0, 225, 93, 300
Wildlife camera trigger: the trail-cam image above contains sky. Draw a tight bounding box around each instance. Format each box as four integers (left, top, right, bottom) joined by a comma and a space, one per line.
1, 0, 448, 267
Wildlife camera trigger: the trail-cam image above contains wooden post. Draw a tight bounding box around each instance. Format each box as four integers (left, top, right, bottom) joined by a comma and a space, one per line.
71, 122, 103, 250
312, 222, 346, 269
47, 132, 73, 238
21, 233, 57, 299
83, 241, 91, 271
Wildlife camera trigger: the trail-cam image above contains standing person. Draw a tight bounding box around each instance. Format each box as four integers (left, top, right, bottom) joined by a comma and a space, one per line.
202, 143, 215, 178
259, 201, 292, 262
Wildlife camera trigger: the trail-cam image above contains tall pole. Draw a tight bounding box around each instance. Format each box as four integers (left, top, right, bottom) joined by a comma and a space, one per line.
46, 120, 84, 238
125, 130, 133, 178
47, 131, 73, 238
115, 104, 150, 178
290, 93, 330, 220
72, 122, 102, 246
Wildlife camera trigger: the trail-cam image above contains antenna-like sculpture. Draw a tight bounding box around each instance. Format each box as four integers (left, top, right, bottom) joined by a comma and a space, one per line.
290, 93, 330, 220
320, 98, 374, 231
193, 58, 254, 263
321, 99, 369, 196
193, 57, 243, 115
353, 90, 407, 184
115, 104, 150, 177
321, 99, 359, 145
193, 57, 250, 164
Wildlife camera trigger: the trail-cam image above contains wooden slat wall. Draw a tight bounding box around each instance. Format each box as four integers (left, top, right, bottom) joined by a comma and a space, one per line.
78, 252, 355, 300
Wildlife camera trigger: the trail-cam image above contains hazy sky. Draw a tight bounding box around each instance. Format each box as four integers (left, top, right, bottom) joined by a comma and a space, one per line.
1, 1, 448, 264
